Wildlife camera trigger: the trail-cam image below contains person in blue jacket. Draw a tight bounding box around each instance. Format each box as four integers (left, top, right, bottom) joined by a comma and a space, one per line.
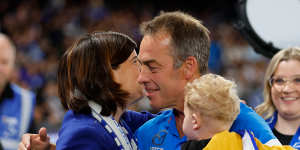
135, 11, 281, 150
256, 47, 300, 149
19, 31, 154, 150
0, 33, 36, 150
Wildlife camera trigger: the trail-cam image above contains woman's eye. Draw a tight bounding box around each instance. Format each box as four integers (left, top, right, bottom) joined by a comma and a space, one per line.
293, 78, 300, 84
274, 78, 284, 84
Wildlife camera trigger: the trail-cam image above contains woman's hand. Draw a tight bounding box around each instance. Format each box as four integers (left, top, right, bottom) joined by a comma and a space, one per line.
18, 127, 54, 150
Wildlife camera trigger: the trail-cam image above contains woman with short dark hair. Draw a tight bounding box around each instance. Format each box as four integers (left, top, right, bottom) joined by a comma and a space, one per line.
21, 31, 154, 150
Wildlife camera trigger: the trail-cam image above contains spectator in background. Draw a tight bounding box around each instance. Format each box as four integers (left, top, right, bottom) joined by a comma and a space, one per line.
0, 33, 36, 150
256, 47, 300, 149
182, 74, 293, 150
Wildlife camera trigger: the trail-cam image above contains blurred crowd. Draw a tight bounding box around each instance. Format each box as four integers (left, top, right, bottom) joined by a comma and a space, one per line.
0, 0, 268, 136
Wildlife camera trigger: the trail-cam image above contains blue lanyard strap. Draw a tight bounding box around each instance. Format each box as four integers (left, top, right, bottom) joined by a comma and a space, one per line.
290, 127, 300, 149
88, 101, 138, 150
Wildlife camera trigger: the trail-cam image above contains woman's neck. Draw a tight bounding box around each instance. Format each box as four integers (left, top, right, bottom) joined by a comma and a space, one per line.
275, 113, 300, 135
113, 107, 125, 122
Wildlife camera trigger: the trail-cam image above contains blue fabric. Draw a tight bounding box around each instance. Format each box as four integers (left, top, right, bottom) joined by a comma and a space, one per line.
56, 110, 154, 150
236, 130, 259, 150
208, 41, 223, 74
135, 102, 277, 150
135, 109, 187, 150
266, 112, 300, 149
0, 84, 35, 150
230, 103, 276, 144
290, 128, 300, 150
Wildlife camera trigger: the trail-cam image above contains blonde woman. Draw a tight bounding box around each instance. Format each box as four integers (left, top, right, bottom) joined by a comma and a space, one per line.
256, 47, 300, 149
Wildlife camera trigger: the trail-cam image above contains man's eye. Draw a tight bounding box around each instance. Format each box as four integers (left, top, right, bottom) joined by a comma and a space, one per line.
149, 66, 158, 72
149, 66, 156, 70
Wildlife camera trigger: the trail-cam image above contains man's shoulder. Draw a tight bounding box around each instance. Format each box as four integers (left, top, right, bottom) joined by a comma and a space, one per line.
138, 109, 173, 129
122, 110, 155, 122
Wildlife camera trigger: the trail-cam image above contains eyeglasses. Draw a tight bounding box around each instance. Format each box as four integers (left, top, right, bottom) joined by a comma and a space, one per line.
269, 75, 300, 90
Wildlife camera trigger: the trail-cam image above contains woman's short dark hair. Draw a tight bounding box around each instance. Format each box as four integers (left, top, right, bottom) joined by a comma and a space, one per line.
57, 31, 137, 116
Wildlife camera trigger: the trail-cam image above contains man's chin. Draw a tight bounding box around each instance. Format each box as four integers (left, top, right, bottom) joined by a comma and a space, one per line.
149, 100, 161, 110
0, 81, 7, 89
128, 95, 145, 105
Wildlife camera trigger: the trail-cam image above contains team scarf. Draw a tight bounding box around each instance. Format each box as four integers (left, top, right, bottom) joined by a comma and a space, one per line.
266, 111, 300, 149
88, 101, 138, 150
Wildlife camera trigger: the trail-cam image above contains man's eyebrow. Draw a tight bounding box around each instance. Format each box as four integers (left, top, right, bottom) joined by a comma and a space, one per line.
139, 59, 162, 66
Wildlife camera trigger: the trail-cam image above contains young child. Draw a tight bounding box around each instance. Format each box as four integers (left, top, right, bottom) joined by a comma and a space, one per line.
182, 73, 294, 150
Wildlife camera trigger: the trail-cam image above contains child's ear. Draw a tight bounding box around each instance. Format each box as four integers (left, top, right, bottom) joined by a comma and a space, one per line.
192, 113, 201, 130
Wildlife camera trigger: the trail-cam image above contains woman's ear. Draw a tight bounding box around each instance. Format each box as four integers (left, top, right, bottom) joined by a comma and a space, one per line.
183, 56, 198, 80
192, 113, 201, 130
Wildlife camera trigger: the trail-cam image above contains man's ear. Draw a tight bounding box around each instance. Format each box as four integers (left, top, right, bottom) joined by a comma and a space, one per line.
192, 113, 201, 130
183, 56, 198, 80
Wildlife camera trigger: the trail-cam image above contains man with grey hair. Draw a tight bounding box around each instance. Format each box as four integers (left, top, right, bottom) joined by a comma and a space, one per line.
0, 33, 35, 150
135, 11, 280, 149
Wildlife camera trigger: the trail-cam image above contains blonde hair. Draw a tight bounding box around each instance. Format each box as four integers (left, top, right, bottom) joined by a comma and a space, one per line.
256, 47, 300, 119
184, 73, 240, 123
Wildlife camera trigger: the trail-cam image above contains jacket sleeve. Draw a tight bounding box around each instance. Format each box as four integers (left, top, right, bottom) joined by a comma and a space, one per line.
56, 125, 109, 150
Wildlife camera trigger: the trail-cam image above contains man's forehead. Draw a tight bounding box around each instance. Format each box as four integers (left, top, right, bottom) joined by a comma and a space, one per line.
139, 39, 172, 58
150, 32, 172, 45
137, 53, 157, 63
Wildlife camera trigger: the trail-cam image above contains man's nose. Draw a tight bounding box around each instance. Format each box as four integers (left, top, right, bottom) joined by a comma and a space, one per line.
137, 67, 148, 84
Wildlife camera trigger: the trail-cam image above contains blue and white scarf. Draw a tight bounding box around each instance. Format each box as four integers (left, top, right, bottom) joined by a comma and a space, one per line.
267, 112, 300, 149
88, 101, 138, 150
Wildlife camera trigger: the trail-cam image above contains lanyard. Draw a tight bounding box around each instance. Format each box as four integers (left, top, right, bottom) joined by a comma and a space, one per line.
290, 127, 300, 149
267, 112, 300, 149
88, 101, 137, 150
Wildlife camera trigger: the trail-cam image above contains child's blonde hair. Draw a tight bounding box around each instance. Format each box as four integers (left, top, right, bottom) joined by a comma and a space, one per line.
184, 73, 240, 123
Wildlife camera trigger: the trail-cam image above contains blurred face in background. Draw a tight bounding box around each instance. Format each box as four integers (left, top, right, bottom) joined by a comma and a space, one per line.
271, 59, 300, 120
0, 36, 15, 90
113, 50, 144, 105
